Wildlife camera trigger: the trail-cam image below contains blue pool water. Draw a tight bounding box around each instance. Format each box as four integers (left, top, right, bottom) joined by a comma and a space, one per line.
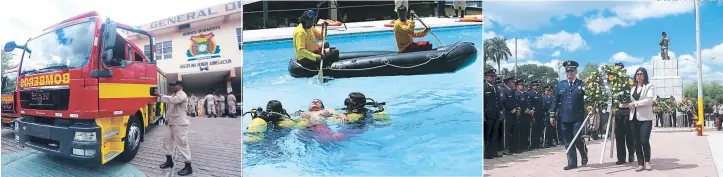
242, 25, 483, 176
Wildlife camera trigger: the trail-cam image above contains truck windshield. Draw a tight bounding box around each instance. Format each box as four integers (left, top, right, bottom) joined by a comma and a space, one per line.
19, 21, 95, 75
1, 72, 18, 94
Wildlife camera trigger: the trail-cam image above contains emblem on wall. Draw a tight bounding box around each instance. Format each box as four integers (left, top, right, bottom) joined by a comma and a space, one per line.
186, 32, 222, 61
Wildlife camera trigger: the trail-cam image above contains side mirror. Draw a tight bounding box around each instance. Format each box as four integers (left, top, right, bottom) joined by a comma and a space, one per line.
102, 49, 114, 64
3, 41, 17, 52
101, 19, 118, 64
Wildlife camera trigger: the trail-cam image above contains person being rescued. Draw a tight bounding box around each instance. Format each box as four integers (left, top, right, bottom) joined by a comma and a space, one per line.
293, 10, 340, 69
298, 99, 348, 142
393, 5, 432, 53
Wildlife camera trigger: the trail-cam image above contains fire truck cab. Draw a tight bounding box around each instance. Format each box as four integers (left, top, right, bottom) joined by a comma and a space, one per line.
1, 68, 20, 130
3, 11, 167, 164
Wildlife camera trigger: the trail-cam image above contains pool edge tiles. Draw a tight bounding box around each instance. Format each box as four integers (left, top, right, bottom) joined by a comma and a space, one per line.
243, 24, 483, 46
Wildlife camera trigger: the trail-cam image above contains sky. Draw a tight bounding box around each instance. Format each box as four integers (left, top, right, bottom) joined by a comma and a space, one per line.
484, 1, 723, 84
0, 0, 234, 64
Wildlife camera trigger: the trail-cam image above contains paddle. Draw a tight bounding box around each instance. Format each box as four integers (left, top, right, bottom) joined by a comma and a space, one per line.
318, 22, 328, 84
411, 10, 445, 46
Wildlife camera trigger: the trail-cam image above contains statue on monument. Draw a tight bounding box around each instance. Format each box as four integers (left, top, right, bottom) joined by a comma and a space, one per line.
660, 32, 670, 60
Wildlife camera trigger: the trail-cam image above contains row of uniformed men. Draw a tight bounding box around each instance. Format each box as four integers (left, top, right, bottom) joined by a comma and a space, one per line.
187, 92, 238, 118
483, 69, 562, 159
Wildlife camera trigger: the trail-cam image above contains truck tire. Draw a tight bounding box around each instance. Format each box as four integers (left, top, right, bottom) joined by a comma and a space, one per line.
117, 115, 142, 162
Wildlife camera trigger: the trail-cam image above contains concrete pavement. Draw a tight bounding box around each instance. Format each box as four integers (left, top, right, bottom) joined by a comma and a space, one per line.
1, 117, 242, 177
484, 131, 722, 177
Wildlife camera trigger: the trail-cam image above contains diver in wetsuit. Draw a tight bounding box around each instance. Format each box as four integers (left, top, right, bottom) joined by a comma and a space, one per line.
293, 10, 340, 69
260, 100, 292, 130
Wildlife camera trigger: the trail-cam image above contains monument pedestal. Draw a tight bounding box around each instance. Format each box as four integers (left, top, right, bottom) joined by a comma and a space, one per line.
651, 59, 683, 100
650, 59, 684, 127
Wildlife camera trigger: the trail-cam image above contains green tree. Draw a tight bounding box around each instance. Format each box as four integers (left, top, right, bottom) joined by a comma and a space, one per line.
484, 63, 494, 72
1, 45, 18, 74
684, 82, 723, 108
578, 63, 600, 81
513, 64, 558, 88
484, 36, 512, 77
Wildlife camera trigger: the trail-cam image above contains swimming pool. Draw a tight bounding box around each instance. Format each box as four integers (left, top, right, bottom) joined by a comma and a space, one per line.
242, 25, 483, 176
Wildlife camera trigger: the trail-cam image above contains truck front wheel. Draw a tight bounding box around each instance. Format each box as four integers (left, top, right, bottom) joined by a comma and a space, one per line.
117, 115, 142, 162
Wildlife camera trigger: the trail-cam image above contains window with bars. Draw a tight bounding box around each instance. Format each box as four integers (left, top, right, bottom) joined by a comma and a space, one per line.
144, 41, 173, 60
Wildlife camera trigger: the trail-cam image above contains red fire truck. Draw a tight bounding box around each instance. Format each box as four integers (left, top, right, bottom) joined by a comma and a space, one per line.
3, 11, 167, 164
1, 68, 20, 130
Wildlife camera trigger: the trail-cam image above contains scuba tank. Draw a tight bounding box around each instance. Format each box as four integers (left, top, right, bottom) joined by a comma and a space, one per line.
331, 98, 391, 125
243, 108, 310, 143
243, 108, 267, 143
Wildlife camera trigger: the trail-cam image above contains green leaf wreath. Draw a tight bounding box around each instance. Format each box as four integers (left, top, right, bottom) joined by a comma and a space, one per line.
662, 99, 678, 113
653, 100, 664, 113
677, 98, 696, 115
583, 70, 607, 108
602, 64, 634, 105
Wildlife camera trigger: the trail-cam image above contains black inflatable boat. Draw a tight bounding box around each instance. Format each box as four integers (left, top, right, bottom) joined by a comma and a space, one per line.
288, 41, 477, 78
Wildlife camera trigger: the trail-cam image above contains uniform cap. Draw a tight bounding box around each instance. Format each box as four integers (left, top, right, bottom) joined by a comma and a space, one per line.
484, 69, 497, 76
515, 79, 525, 85
504, 76, 516, 83
531, 80, 540, 86
169, 80, 183, 86
563, 60, 579, 72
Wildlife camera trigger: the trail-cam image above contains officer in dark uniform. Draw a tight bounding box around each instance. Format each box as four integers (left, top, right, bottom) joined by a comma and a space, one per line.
501, 76, 519, 154
515, 79, 531, 152
529, 80, 545, 149
549, 60, 588, 170
543, 86, 558, 147
613, 62, 635, 164
484, 69, 503, 159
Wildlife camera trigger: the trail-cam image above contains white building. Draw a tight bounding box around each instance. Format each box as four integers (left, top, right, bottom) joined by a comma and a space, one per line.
125, 1, 242, 97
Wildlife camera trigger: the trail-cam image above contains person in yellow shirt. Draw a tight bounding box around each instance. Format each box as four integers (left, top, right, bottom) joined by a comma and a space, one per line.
293, 10, 340, 69
393, 5, 432, 53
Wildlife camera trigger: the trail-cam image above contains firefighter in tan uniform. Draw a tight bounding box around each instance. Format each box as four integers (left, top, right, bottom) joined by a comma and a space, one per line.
204, 91, 217, 118
155, 81, 193, 176
188, 94, 197, 117
218, 93, 226, 117
227, 93, 237, 118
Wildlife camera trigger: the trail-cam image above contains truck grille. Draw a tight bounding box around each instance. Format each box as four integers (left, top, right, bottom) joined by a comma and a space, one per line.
19, 87, 70, 110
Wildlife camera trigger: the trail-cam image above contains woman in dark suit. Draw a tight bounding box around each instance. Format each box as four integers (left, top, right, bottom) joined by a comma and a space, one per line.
628, 67, 655, 171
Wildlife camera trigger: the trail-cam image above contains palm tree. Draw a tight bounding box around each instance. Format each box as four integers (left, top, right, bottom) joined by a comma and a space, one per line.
484, 36, 512, 77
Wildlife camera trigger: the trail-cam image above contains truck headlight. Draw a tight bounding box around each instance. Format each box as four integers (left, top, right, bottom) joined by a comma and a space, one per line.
74, 132, 97, 142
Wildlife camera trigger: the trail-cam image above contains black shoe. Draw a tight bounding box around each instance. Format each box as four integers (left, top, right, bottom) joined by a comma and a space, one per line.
178, 162, 193, 176
581, 155, 589, 166
629, 155, 634, 162
484, 155, 494, 159
615, 161, 625, 165
563, 166, 577, 170
159, 155, 173, 169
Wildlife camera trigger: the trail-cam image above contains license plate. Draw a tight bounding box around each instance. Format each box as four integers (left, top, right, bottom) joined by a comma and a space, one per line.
26, 124, 51, 139
30, 91, 52, 106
